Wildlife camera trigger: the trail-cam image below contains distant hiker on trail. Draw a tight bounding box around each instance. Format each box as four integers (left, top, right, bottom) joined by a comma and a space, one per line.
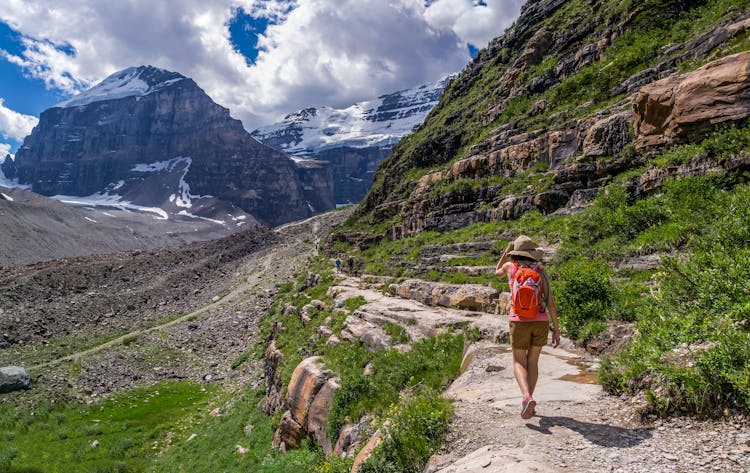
335, 258, 341, 273
495, 235, 560, 420
347, 255, 354, 276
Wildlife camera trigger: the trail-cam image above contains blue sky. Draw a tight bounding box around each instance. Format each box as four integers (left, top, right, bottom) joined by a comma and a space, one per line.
0, 0, 524, 157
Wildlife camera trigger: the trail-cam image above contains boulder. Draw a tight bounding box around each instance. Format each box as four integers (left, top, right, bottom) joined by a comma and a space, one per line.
273, 410, 306, 450
393, 279, 499, 313
326, 334, 341, 347
0, 366, 31, 393
306, 378, 341, 457
634, 51, 750, 149
286, 357, 327, 427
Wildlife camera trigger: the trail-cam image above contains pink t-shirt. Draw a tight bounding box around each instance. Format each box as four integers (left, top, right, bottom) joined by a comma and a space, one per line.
508, 262, 548, 323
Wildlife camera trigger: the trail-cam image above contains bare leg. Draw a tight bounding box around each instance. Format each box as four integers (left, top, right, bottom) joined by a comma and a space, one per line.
512, 348, 531, 397
526, 345, 543, 396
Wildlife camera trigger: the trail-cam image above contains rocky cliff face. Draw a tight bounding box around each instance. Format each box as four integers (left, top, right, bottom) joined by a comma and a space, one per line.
7, 66, 332, 226
353, 0, 750, 238
251, 78, 450, 204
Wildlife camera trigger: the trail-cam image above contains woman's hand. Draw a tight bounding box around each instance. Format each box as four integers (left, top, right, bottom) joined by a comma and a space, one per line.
551, 327, 561, 348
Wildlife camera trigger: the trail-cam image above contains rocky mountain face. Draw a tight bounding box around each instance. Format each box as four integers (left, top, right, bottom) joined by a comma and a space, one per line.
351, 0, 750, 238
3, 66, 333, 226
251, 77, 450, 204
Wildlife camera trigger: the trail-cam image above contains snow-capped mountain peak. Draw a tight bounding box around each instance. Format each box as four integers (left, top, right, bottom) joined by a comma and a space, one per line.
251, 75, 453, 156
55, 66, 187, 108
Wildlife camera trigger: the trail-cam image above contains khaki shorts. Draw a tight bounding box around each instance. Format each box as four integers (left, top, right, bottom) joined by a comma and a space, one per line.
509, 321, 549, 350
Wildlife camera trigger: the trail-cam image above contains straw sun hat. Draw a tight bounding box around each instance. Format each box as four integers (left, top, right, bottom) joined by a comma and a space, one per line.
508, 235, 542, 261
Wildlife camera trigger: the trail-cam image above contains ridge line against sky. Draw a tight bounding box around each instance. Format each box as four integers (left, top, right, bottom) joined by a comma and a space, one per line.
0, 0, 524, 157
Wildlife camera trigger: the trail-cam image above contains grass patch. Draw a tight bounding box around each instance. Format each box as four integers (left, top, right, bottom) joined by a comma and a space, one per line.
0, 381, 218, 473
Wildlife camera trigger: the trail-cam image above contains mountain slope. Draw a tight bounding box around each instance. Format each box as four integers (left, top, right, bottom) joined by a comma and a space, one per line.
0, 185, 252, 267
354, 0, 750, 232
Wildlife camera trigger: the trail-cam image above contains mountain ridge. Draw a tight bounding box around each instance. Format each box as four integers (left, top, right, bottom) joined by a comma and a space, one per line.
252, 76, 451, 204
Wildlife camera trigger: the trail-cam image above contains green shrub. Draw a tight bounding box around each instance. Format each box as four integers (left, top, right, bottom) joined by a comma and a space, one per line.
359, 389, 453, 473
600, 182, 750, 414
555, 260, 614, 341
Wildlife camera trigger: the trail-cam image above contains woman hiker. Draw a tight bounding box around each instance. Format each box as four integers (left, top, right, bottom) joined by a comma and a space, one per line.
495, 235, 561, 419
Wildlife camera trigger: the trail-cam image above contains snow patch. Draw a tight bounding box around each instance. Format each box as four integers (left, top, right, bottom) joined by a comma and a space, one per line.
177, 210, 225, 225
84, 216, 98, 223
53, 192, 169, 220
132, 156, 210, 209
1, 192, 13, 201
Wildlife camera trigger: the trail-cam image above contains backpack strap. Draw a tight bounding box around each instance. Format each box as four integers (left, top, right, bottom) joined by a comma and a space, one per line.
539, 269, 550, 305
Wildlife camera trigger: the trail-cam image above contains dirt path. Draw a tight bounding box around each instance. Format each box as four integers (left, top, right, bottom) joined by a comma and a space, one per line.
426, 331, 749, 473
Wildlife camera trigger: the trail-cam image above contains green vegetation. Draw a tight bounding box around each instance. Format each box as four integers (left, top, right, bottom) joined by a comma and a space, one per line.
599, 182, 750, 415
359, 388, 452, 473
0, 381, 218, 472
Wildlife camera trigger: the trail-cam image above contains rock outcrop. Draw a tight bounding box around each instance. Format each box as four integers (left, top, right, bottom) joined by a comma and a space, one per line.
272, 356, 340, 452
634, 51, 750, 149
390, 279, 499, 313
349, 5, 750, 243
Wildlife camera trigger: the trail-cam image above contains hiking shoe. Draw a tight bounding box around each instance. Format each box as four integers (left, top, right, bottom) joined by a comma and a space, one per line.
521, 396, 536, 419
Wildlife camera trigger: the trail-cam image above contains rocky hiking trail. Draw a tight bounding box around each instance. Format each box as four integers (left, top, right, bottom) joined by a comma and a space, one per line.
327, 274, 749, 473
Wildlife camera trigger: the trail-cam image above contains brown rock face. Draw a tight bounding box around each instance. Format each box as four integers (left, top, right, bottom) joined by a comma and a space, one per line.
351, 430, 383, 473
274, 411, 306, 450
286, 356, 327, 426
306, 378, 341, 457
634, 51, 750, 149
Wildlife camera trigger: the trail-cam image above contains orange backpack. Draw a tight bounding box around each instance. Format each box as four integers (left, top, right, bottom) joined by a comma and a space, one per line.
511, 263, 544, 318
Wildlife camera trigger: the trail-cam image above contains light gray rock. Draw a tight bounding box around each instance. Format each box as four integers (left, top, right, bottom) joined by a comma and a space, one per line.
0, 366, 31, 393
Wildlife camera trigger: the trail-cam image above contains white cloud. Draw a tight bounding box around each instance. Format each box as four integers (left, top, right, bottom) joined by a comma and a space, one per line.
0, 0, 522, 129
424, 0, 525, 48
0, 98, 38, 141
0, 142, 12, 158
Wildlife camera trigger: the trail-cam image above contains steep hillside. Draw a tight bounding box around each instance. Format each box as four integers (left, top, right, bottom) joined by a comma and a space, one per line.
330, 0, 750, 420
354, 0, 750, 231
